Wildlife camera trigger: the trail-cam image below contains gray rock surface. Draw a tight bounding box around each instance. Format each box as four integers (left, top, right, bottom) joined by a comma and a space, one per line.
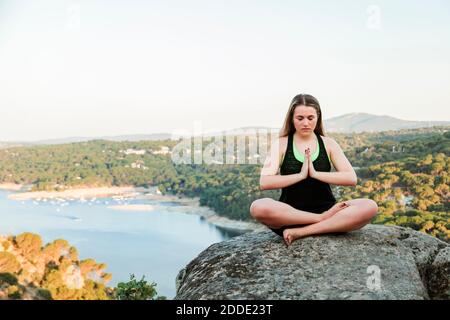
175, 224, 449, 300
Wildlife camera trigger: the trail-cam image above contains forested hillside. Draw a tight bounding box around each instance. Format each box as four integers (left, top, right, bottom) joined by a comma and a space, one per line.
0, 127, 448, 242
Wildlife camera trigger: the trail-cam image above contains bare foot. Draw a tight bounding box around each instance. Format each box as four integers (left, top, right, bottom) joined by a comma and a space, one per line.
320, 201, 349, 221
283, 228, 301, 247
282, 229, 292, 247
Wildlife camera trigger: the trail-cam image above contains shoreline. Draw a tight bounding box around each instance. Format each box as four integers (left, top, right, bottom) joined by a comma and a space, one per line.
5, 185, 264, 233
195, 209, 265, 234
7, 186, 142, 201
108, 204, 155, 211
139, 193, 264, 233
0, 183, 27, 191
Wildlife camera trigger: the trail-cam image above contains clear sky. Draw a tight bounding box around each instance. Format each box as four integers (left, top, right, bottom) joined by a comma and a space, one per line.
1, 0, 449, 141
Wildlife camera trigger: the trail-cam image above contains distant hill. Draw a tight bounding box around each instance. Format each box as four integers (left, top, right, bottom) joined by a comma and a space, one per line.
1, 113, 449, 146
6, 133, 173, 146
0, 142, 28, 149
1, 129, 279, 146
324, 113, 450, 133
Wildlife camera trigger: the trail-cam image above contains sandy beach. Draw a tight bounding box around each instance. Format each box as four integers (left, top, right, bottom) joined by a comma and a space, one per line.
0, 183, 25, 191
7, 186, 140, 201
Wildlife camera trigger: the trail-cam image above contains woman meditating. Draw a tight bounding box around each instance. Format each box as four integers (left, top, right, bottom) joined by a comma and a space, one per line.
250, 94, 378, 247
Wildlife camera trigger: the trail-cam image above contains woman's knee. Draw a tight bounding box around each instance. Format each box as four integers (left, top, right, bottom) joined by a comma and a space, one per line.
359, 199, 378, 220
343, 198, 378, 219
250, 198, 274, 219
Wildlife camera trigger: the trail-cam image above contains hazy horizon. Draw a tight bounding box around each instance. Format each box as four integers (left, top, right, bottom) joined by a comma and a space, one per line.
2, 111, 448, 143
1, 0, 449, 141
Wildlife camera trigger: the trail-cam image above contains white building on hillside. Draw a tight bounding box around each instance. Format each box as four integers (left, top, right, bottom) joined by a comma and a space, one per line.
152, 146, 171, 155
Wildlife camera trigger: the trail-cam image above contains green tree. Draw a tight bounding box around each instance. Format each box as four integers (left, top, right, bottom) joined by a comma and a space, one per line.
115, 274, 165, 300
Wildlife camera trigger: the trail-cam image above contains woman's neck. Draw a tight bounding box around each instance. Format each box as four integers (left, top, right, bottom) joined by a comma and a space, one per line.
294, 131, 316, 143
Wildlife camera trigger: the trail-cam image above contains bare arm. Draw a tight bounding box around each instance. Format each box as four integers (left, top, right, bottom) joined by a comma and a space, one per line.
260, 172, 306, 191
309, 138, 357, 186
259, 137, 307, 190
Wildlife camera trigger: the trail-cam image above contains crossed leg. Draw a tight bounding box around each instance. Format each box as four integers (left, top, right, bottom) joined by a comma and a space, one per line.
249, 198, 378, 246
282, 198, 378, 246
249, 198, 350, 228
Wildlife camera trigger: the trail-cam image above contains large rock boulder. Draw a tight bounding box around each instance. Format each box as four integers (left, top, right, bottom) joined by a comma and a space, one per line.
175, 224, 449, 300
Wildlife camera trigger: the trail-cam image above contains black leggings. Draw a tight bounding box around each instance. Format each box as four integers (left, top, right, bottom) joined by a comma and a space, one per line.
269, 202, 336, 237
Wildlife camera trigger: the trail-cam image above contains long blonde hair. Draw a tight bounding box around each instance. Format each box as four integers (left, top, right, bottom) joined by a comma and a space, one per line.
279, 94, 326, 138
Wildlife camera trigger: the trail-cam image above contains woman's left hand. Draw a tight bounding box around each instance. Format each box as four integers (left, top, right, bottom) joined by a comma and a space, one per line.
306, 148, 317, 178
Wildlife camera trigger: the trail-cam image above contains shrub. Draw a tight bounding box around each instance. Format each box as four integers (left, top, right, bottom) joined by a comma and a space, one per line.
7, 285, 22, 299
37, 288, 52, 300
0, 272, 18, 285
115, 274, 163, 300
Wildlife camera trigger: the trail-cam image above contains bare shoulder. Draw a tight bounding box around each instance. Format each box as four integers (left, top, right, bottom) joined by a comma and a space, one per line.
278, 136, 288, 149
279, 136, 288, 165
278, 136, 288, 155
272, 135, 288, 163
321, 135, 338, 156
261, 136, 288, 176
322, 135, 338, 146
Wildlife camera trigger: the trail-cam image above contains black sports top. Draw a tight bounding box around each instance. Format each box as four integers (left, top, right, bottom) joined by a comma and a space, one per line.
278, 131, 336, 212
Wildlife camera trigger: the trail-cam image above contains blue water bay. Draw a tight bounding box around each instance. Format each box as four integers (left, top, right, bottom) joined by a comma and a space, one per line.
0, 190, 241, 298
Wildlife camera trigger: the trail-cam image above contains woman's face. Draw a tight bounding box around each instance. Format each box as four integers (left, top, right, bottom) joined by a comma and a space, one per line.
292, 105, 318, 135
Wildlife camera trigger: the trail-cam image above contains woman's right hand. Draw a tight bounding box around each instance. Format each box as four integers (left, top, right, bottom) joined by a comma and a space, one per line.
298, 148, 310, 180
